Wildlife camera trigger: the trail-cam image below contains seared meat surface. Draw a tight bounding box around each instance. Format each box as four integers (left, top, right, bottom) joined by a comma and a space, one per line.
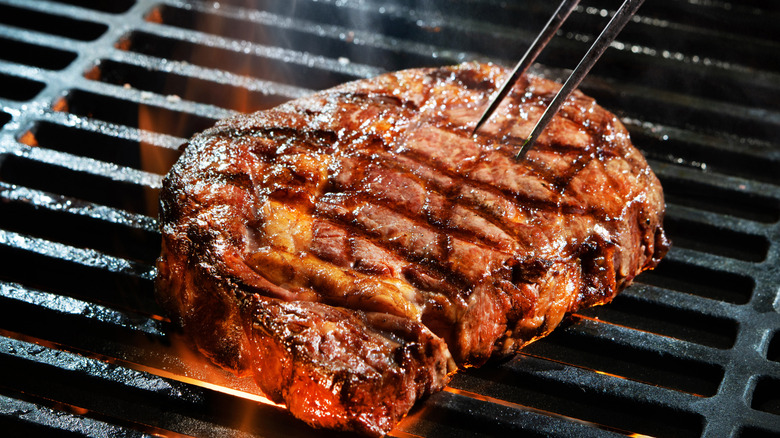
156, 62, 669, 436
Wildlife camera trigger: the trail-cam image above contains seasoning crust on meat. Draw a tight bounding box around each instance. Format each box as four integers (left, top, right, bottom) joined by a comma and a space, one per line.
155, 62, 669, 437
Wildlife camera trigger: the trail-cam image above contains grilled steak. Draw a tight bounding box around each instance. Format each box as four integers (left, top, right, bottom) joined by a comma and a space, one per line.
156, 62, 669, 436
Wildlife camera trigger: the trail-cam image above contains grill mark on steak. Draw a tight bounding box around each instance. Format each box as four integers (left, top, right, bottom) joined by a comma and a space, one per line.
249, 188, 474, 310
234, 119, 526, 274
315, 193, 465, 278
156, 62, 669, 437
331, 153, 517, 252
201, 97, 628, 331
365, 149, 548, 245
308, 215, 467, 302
324, 127, 586, 255
399, 130, 580, 210
313, 184, 529, 300
244, 92, 586, 247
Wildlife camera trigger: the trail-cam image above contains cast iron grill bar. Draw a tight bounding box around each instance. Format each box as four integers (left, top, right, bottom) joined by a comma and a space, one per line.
0, 393, 153, 438
91, 51, 311, 107
0, 0, 778, 437
0, 335, 300, 438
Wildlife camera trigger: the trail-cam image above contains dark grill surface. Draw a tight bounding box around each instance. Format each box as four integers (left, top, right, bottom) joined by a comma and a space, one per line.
1, 1, 779, 437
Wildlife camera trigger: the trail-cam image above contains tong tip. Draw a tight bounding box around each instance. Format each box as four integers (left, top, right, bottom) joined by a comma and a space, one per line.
471, 117, 488, 137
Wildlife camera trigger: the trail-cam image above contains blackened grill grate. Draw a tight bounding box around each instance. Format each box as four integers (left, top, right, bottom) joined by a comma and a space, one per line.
1, 0, 778, 437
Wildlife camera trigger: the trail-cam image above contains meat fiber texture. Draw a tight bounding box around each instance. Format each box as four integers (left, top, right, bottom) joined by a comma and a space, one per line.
156, 62, 669, 436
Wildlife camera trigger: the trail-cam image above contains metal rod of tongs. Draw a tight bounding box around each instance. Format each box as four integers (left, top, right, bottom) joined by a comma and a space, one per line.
472, 0, 580, 136
473, 0, 645, 160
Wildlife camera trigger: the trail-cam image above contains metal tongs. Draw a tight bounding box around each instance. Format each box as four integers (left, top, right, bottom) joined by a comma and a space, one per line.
472, 0, 645, 159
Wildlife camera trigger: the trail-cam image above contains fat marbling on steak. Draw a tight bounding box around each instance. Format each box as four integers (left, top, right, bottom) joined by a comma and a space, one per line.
156, 62, 669, 436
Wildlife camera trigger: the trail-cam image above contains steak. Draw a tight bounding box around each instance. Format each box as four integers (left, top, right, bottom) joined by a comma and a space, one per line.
156, 62, 669, 436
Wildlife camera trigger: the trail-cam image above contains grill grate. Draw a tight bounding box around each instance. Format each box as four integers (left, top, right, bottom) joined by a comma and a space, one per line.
1, 0, 779, 437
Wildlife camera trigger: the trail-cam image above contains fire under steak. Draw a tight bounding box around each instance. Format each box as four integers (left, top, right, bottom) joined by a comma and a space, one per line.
156, 62, 669, 436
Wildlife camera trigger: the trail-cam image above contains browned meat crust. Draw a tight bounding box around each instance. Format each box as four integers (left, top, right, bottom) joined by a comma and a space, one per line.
156, 62, 669, 436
